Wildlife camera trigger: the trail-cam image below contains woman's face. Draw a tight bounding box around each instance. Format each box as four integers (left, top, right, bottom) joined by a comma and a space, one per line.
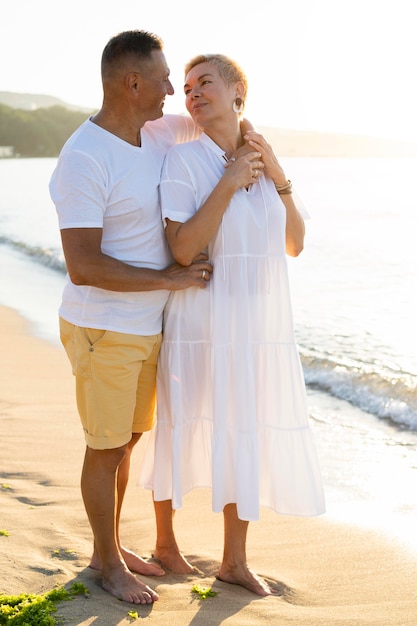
184, 62, 236, 127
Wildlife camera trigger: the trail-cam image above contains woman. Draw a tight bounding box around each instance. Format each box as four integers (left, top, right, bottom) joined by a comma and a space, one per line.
139, 54, 325, 596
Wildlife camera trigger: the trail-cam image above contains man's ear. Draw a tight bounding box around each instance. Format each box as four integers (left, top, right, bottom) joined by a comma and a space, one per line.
125, 71, 142, 95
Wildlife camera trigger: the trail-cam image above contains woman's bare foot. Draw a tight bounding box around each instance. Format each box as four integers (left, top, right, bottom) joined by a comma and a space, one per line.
216, 564, 273, 596
90, 546, 165, 577
101, 563, 159, 604
153, 545, 196, 574
121, 547, 165, 576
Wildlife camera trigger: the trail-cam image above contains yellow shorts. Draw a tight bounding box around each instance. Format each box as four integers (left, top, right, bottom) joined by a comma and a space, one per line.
60, 318, 162, 450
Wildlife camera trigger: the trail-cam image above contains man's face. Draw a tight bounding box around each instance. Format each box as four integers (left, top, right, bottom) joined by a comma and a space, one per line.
137, 50, 174, 121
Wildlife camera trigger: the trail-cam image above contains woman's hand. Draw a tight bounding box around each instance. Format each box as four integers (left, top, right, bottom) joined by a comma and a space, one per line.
224, 147, 264, 188
243, 131, 287, 186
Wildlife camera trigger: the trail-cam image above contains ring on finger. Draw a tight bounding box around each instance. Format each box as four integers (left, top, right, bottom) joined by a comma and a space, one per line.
202, 269, 206, 279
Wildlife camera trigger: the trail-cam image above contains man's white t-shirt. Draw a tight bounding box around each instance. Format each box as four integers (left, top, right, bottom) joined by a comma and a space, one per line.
49, 115, 197, 335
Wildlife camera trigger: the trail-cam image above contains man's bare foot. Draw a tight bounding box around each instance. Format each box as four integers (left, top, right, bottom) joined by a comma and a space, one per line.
216, 564, 273, 596
101, 563, 159, 604
89, 546, 165, 577
153, 545, 196, 574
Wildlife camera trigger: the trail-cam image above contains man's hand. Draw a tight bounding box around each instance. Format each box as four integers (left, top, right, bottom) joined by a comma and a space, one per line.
162, 255, 213, 290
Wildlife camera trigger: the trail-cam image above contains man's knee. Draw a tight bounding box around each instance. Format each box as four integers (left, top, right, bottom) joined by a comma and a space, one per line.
86, 443, 129, 469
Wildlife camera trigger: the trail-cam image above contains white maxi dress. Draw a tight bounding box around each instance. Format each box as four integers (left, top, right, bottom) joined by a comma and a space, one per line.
138, 133, 325, 521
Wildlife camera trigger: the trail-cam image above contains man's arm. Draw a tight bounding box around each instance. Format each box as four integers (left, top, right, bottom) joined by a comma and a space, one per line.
60, 228, 212, 291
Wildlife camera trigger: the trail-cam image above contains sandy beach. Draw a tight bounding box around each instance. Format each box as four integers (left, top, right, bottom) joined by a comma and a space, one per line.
1, 304, 417, 625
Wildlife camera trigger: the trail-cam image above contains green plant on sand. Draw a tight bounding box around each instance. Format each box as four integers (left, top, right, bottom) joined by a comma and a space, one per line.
0, 582, 89, 625
191, 584, 218, 600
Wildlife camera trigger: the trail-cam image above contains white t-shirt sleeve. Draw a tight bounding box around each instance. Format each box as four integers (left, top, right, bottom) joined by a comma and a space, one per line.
159, 146, 197, 225
50, 150, 106, 230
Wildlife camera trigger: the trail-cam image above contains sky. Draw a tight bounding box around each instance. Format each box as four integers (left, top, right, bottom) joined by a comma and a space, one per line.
1, 0, 416, 141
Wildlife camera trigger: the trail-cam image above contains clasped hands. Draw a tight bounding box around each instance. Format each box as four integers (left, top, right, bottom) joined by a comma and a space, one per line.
225, 131, 286, 187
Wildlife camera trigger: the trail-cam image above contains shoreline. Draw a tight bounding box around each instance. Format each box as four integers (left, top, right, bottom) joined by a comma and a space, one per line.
1, 303, 417, 624
1, 239, 416, 551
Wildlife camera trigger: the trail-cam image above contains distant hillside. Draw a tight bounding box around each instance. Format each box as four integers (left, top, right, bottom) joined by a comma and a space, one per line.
0, 101, 92, 157
258, 126, 417, 158
0, 91, 94, 114
1, 91, 417, 157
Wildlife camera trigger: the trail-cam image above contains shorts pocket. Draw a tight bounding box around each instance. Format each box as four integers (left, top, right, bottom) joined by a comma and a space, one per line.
60, 319, 108, 379
74, 327, 107, 378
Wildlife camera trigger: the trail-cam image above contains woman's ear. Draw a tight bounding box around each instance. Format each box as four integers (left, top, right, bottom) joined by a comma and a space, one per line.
234, 81, 246, 102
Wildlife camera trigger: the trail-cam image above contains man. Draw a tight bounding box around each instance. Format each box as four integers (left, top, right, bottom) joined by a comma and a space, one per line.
49, 30, 212, 605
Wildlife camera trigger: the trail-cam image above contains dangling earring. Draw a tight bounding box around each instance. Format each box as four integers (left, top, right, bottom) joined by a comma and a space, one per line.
233, 97, 243, 113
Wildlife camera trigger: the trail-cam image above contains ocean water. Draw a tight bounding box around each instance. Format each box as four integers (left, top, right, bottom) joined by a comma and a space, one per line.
1, 156, 416, 547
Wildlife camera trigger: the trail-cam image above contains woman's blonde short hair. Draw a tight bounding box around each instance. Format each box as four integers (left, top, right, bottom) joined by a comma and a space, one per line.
185, 54, 248, 105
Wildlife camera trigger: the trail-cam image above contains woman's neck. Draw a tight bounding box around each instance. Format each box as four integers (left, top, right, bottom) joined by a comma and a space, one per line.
203, 120, 243, 158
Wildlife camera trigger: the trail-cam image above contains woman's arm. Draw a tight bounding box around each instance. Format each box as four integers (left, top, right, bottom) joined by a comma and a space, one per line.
165, 150, 263, 266
244, 131, 306, 257
278, 192, 305, 257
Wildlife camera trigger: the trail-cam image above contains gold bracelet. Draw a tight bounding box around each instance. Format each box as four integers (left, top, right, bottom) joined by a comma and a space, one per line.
274, 180, 292, 195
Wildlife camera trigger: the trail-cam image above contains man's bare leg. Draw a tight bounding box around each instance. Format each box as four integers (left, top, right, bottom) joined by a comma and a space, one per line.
217, 503, 272, 596
89, 433, 164, 577
81, 444, 159, 603
153, 499, 195, 574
